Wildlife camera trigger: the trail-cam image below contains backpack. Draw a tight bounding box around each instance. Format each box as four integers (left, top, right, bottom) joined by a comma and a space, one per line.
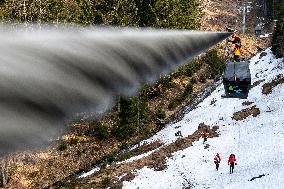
235, 36, 241, 43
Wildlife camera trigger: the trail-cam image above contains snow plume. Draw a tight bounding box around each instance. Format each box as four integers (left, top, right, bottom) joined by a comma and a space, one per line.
0, 24, 230, 155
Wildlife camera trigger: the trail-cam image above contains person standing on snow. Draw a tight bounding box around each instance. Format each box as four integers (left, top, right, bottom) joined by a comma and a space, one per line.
228, 154, 237, 174
214, 153, 221, 170
199, 130, 209, 144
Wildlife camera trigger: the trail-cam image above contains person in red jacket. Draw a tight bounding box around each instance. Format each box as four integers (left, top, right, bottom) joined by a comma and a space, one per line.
200, 130, 209, 144
228, 154, 237, 174
214, 153, 221, 170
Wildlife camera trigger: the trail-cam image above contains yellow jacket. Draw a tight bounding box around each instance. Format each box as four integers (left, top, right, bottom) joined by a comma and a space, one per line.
233, 47, 242, 56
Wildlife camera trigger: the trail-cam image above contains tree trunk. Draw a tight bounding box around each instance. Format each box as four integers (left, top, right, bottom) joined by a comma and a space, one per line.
0, 162, 8, 187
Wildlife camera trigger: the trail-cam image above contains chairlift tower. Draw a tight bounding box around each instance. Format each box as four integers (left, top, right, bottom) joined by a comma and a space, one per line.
241, 0, 247, 34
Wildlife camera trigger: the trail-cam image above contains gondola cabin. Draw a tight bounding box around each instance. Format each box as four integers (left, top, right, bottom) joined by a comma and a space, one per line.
222, 61, 251, 99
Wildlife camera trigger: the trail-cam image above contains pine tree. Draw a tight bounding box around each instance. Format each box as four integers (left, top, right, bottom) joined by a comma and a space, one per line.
114, 97, 137, 140
134, 0, 156, 27
272, 1, 284, 57
114, 95, 149, 141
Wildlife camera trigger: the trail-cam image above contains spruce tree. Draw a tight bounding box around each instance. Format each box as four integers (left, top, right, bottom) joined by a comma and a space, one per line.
114, 95, 149, 141
272, 1, 284, 57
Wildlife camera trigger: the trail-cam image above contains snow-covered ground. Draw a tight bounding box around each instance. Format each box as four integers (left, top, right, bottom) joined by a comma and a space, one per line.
123, 48, 284, 189
78, 166, 100, 178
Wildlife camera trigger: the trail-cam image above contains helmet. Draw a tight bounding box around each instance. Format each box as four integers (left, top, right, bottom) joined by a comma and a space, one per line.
235, 43, 241, 48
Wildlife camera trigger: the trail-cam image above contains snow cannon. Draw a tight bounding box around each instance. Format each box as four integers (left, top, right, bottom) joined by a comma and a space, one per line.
222, 61, 251, 99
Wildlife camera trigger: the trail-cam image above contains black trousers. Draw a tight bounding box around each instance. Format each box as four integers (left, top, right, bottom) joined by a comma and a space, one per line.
215, 161, 220, 170
233, 55, 240, 62
230, 163, 235, 173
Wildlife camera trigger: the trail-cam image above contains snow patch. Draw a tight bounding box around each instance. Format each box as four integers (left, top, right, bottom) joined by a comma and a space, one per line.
117, 148, 161, 165
78, 166, 100, 178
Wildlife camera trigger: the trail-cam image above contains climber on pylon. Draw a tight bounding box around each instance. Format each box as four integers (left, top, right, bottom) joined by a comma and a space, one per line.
226, 32, 243, 62
228, 33, 241, 47
232, 43, 243, 62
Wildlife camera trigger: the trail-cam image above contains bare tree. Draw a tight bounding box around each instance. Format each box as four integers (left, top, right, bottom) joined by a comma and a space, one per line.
241, 0, 247, 34
0, 159, 8, 187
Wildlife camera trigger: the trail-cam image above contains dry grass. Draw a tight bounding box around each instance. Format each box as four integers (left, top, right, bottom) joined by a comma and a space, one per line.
251, 79, 265, 88
262, 74, 284, 95
75, 123, 220, 189
200, 0, 271, 59
242, 101, 254, 106
200, 0, 241, 32
232, 105, 260, 121
131, 141, 163, 157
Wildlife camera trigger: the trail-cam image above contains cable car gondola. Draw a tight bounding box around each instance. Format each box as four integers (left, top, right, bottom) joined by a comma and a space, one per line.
222, 61, 251, 99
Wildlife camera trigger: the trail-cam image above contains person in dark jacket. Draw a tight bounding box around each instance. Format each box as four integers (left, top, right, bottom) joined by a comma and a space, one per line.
214, 153, 221, 170
228, 154, 237, 174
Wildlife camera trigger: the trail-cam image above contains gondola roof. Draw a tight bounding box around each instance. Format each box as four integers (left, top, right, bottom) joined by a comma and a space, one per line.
223, 61, 251, 81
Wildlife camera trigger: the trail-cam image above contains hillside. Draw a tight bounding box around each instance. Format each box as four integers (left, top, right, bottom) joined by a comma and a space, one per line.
0, 0, 275, 188
120, 48, 284, 189
74, 48, 284, 189
49, 1, 278, 188
201, 0, 271, 57
59, 1, 281, 188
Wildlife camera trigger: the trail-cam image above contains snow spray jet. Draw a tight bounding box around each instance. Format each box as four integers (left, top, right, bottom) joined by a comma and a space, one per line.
0, 25, 230, 155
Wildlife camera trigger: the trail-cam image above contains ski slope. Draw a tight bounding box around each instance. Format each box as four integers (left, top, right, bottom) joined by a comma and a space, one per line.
123, 48, 284, 189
